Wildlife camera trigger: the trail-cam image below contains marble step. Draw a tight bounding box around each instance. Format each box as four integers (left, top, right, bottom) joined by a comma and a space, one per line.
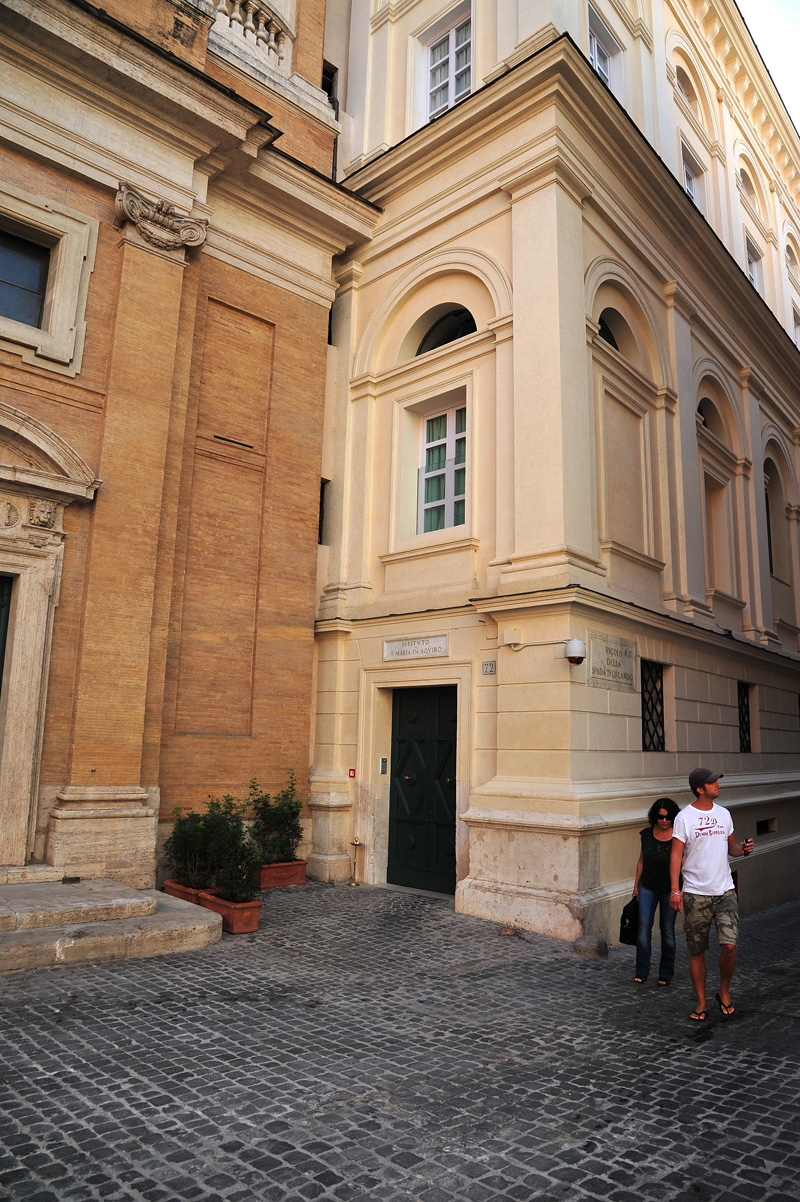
0, 879, 158, 931
0, 891, 222, 975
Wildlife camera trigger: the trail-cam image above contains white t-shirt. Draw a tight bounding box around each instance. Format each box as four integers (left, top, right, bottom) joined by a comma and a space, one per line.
673, 802, 734, 895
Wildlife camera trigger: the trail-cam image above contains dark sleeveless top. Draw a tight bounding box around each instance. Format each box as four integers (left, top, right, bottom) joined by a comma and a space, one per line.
639, 827, 673, 893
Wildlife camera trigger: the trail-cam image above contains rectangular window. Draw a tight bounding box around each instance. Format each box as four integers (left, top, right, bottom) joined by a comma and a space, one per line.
738, 681, 752, 753
588, 9, 620, 93
428, 17, 471, 118
589, 31, 610, 85
418, 405, 466, 533
0, 229, 50, 329
746, 239, 762, 291
793, 306, 800, 349
641, 659, 665, 752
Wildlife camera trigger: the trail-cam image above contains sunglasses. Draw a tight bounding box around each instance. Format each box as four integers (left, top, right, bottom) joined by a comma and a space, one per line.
656, 813, 671, 820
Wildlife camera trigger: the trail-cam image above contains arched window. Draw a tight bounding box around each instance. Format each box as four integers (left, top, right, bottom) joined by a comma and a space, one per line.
416, 307, 476, 356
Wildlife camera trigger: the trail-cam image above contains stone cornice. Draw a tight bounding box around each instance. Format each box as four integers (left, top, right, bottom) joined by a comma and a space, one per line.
684, 0, 800, 205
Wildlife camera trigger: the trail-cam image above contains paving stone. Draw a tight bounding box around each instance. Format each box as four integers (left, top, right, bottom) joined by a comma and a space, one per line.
0, 885, 798, 1201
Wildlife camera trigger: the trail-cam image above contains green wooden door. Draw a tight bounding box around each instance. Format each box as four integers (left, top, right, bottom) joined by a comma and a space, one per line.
388, 685, 457, 894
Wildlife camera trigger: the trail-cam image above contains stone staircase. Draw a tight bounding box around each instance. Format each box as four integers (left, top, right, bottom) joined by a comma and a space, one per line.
0, 876, 222, 974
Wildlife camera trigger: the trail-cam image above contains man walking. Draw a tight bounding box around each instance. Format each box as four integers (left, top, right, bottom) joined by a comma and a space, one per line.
669, 768, 753, 1021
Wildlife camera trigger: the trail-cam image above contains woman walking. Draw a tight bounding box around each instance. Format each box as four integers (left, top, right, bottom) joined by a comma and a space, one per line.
632, 798, 680, 985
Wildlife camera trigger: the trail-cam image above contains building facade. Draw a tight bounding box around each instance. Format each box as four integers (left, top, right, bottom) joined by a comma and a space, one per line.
309, 0, 800, 939
0, 0, 375, 886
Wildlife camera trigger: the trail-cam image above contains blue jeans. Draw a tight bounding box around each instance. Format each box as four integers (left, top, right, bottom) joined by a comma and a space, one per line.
635, 885, 676, 981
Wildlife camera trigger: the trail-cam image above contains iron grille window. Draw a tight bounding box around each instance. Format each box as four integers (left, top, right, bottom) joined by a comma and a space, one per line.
641, 659, 665, 751
738, 681, 752, 753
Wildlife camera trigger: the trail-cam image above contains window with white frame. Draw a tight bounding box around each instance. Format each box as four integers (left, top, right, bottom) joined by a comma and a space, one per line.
681, 146, 703, 207
588, 8, 620, 92
746, 238, 762, 291
427, 16, 471, 119
418, 405, 466, 533
793, 306, 800, 349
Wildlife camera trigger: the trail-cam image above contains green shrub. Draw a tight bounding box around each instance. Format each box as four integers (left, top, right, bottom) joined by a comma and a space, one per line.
204, 794, 260, 903
162, 809, 214, 889
249, 771, 304, 865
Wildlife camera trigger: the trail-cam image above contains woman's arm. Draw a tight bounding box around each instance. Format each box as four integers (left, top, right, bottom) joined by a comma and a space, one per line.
632, 852, 643, 897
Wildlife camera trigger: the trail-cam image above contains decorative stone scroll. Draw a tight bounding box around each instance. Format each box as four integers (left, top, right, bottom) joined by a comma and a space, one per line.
114, 184, 208, 253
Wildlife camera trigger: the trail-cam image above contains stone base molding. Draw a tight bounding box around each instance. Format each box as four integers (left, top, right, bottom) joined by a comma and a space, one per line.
306, 789, 353, 882
46, 787, 157, 889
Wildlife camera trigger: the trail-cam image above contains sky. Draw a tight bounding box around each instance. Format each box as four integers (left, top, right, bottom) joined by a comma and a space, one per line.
735, 0, 800, 131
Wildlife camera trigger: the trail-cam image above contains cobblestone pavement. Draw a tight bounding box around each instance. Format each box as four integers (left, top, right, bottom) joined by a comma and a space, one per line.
0, 883, 798, 1202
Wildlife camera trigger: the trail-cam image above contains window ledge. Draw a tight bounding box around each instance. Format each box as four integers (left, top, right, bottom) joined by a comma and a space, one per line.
380, 536, 478, 565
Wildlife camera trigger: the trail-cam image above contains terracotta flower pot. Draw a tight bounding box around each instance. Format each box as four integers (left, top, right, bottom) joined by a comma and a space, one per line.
198, 891, 262, 934
256, 860, 307, 889
163, 880, 220, 905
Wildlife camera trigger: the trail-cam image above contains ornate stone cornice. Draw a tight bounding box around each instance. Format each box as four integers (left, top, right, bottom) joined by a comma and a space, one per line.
114, 183, 208, 252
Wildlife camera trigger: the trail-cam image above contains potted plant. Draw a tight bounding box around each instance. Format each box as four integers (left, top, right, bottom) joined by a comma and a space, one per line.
249, 771, 308, 888
162, 809, 218, 904
197, 795, 263, 933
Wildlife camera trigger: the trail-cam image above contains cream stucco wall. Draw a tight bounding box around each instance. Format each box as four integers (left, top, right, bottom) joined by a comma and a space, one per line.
312, 11, 800, 941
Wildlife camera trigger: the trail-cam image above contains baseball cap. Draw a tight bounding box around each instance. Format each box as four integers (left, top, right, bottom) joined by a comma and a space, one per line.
688, 767, 724, 791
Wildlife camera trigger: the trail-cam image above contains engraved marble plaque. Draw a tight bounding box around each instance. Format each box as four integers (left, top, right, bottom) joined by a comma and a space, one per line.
588, 631, 637, 692
383, 634, 449, 661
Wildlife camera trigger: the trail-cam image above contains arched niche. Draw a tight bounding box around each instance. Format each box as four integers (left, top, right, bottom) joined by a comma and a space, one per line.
737, 154, 767, 220
672, 54, 716, 136
0, 400, 99, 865
382, 274, 491, 371
693, 366, 744, 455
762, 438, 797, 641
351, 247, 511, 378
589, 273, 663, 383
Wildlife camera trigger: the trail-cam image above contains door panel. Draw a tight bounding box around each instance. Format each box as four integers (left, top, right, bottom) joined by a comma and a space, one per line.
388, 685, 457, 893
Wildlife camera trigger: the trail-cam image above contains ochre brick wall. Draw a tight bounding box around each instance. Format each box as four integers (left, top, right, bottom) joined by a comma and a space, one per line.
94, 0, 212, 69
157, 254, 329, 814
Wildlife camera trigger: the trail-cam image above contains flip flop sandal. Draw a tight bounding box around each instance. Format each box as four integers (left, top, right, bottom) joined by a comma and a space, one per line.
657, 979, 670, 987
715, 992, 735, 1018
633, 977, 646, 984
689, 1009, 708, 1021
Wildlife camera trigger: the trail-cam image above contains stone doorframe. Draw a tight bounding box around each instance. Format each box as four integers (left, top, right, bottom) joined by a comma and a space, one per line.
0, 401, 99, 865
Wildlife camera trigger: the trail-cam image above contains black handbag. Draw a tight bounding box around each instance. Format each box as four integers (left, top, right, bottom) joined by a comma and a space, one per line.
619, 897, 639, 945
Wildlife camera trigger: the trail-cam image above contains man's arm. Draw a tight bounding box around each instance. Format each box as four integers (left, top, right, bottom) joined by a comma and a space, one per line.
669, 837, 685, 911
728, 832, 754, 857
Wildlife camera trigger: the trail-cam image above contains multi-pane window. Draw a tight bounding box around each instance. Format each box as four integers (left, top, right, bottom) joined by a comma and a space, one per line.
738, 681, 752, 753
641, 659, 665, 752
418, 406, 466, 533
589, 30, 611, 85
746, 239, 762, 290
428, 18, 471, 118
0, 229, 49, 328
683, 159, 697, 202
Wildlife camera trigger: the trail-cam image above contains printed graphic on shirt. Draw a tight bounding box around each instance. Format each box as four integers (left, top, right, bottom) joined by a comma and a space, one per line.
691, 812, 728, 839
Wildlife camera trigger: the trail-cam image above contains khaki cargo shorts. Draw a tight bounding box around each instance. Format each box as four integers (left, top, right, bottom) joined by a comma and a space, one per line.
683, 890, 739, 954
